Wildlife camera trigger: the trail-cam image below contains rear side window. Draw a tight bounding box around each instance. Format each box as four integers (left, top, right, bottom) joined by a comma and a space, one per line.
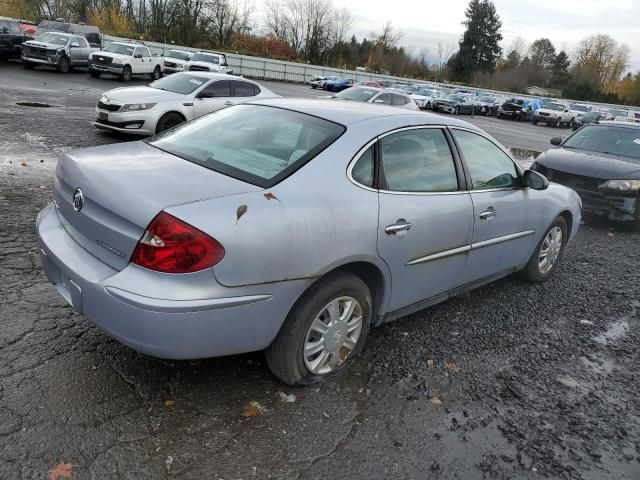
380, 129, 458, 192
374, 93, 392, 105
149, 105, 345, 187
392, 94, 409, 106
452, 129, 519, 189
352, 145, 375, 187
233, 81, 258, 97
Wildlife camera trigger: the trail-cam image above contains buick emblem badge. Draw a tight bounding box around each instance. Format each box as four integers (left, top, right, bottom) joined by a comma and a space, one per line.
73, 188, 84, 212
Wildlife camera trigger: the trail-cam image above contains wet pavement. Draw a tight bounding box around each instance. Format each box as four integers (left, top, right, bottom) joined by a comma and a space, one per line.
1, 62, 640, 479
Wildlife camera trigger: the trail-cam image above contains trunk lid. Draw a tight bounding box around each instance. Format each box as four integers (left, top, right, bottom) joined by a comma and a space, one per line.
54, 141, 261, 271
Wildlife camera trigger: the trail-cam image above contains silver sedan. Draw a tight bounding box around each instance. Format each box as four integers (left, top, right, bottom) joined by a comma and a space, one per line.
37, 98, 581, 385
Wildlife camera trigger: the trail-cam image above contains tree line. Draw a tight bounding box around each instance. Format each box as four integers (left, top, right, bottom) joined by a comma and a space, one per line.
1, 0, 638, 104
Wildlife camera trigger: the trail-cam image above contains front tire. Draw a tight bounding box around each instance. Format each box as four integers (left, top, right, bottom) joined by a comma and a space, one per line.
57, 56, 70, 73
121, 65, 132, 82
520, 216, 568, 283
266, 273, 372, 385
155, 112, 185, 134
89, 69, 101, 78
23, 62, 35, 70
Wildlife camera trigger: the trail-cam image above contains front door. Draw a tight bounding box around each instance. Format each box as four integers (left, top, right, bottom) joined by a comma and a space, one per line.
376, 127, 474, 312
193, 80, 232, 118
450, 128, 536, 283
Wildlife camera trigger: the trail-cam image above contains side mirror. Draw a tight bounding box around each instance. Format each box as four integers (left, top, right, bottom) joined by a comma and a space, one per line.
550, 136, 563, 146
523, 170, 549, 190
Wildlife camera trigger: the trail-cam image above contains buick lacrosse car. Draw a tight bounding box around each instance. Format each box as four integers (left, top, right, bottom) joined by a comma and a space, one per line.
93, 72, 277, 135
37, 99, 581, 385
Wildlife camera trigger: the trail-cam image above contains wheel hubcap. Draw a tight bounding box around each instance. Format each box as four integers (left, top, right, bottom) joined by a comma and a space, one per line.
538, 226, 563, 274
303, 296, 363, 375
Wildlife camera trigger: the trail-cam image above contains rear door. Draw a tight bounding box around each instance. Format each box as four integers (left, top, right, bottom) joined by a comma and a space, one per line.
376, 127, 474, 312
450, 128, 537, 283
193, 80, 232, 117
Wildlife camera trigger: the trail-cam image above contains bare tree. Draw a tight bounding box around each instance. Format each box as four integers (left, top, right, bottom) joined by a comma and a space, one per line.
263, 0, 288, 42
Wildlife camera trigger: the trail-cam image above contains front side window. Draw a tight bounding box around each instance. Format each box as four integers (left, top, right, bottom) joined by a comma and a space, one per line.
148, 105, 345, 187
70, 38, 80, 47
200, 80, 231, 98
78, 37, 88, 48
452, 129, 519, 189
380, 129, 458, 193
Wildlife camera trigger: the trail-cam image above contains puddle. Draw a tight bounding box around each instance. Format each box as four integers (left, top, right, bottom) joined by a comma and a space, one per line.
16, 102, 57, 108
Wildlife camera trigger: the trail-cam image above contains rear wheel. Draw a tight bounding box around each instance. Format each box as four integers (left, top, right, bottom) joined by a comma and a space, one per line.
520, 216, 568, 282
266, 273, 372, 385
454, 106, 460, 115
57, 56, 70, 73
155, 112, 185, 134
568, 118, 574, 129
149, 65, 161, 81
121, 65, 132, 82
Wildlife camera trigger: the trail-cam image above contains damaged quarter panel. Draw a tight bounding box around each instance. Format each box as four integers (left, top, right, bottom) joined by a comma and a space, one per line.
166, 125, 385, 288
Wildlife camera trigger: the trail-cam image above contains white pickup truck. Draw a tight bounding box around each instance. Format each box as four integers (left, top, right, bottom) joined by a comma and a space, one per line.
88, 42, 163, 81
532, 101, 576, 127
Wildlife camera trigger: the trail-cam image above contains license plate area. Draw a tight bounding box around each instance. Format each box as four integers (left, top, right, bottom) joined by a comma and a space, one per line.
41, 249, 83, 313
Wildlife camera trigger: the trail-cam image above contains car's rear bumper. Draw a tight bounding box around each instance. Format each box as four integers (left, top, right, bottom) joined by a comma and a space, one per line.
36, 203, 306, 359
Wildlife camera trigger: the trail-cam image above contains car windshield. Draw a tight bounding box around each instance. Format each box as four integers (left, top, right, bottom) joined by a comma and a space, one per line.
335, 87, 379, 102
36, 32, 69, 45
192, 53, 218, 64
167, 50, 190, 60
545, 103, 564, 111
104, 43, 135, 55
478, 96, 496, 102
148, 105, 345, 187
448, 94, 464, 101
149, 74, 209, 94
563, 125, 640, 160
571, 104, 591, 112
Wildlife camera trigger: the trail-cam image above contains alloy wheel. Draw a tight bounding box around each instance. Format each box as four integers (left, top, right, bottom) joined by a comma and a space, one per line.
303, 296, 363, 375
538, 226, 563, 274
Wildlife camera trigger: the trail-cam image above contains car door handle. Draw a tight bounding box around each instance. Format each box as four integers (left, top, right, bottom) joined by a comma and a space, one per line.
224, 101, 233, 106
479, 208, 497, 220
385, 220, 412, 235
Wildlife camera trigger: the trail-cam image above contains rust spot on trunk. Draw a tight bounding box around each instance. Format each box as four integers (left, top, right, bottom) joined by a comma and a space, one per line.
236, 205, 247, 223
264, 192, 281, 202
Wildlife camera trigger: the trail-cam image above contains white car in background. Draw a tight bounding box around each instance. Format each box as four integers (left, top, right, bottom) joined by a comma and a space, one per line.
88, 42, 164, 81
411, 87, 442, 110
93, 72, 277, 135
330, 86, 418, 110
187, 51, 233, 74
163, 49, 192, 74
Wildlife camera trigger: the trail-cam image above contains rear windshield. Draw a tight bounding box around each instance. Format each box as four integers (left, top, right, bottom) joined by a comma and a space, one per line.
192, 52, 218, 63
563, 125, 640, 160
148, 105, 345, 187
335, 87, 379, 102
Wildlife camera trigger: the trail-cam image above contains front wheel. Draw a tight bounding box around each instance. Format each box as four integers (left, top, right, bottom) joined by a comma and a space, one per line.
57, 56, 70, 73
155, 112, 185, 134
567, 118, 574, 129
266, 272, 372, 385
89, 69, 101, 78
149, 65, 161, 81
520, 216, 568, 282
121, 65, 132, 82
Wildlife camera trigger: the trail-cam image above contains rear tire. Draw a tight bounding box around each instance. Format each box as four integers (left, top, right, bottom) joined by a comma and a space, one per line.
149, 65, 161, 81
121, 65, 132, 82
266, 273, 372, 385
155, 112, 185, 134
520, 216, 568, 283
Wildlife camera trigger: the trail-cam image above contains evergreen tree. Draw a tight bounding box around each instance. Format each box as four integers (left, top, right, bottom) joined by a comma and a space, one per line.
451, 0, 503, 81
551, 51, 571, 87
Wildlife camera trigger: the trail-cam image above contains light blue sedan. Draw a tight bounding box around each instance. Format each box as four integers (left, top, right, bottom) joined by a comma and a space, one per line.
36, 98, 581, 385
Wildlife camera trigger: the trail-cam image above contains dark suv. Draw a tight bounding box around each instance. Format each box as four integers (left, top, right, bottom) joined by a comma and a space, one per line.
0, 17, 35, 61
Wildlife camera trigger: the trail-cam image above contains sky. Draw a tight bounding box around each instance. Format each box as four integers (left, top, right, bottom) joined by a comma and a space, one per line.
257, 0, 640, 72
346, 0, 640, 71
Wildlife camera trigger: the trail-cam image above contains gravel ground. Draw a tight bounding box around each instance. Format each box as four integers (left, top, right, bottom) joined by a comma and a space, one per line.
1, 62, 639, 480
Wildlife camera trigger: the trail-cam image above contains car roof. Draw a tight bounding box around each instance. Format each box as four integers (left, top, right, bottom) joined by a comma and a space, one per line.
37, 31, 75, 38
173, 71, 258, 83
250, 97, 483, 129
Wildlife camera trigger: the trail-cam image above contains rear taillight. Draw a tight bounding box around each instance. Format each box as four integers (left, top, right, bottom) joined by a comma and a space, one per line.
131, 211, 224, 274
